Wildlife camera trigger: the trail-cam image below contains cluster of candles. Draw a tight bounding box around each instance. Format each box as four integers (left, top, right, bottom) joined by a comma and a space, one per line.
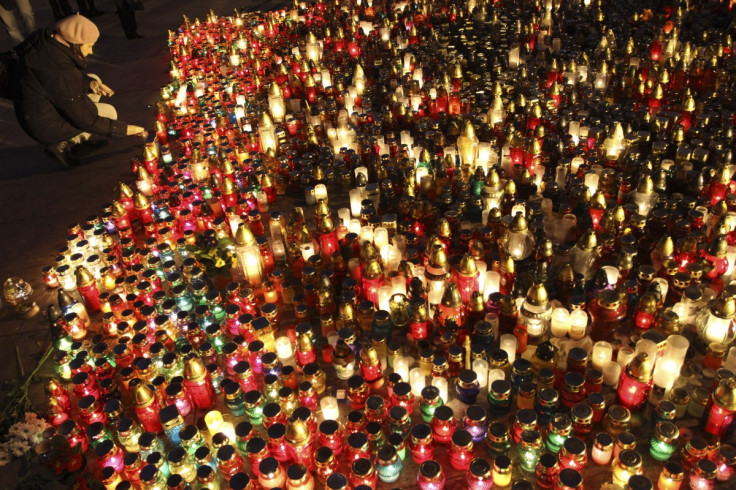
31, 0, 736, 488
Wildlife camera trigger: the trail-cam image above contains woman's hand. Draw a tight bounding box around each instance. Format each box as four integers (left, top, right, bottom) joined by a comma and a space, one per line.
90, 80, 115, 97
126, 125, 147, 137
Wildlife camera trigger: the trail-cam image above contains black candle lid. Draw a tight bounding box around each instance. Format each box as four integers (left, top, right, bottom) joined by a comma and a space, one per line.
347, 375, 365, 389
558, 468, 582, 488
85, 421, 104, 439
452, 429, 473, 447
315, 446, 334, 465
539, 453, 557, 469
627, 475, 653, 490
411, 423, 432, 440
217, 444, 235, 461
366, 395, 384, 411
347, 432, 368, 448
459, 369, 478, 384
618, 449, 642, 468
516, 408, 537, 426
419, 460, 442, 479
421, 385, 440, 400
259, 457, 279, 477
393, 381, 411, 397
563, 437, 586, 455
347, 410, 364, 424
235, 421, 253, 438
196, 465, 213, 480
123, 451, 139, 466
193, 446, 210, 462
616, 431, 636, 447
99, 466, 115, 481
351, 458, 372, 476
138, 431, 156, 447
244, 390, 262, 405
470, 457, 492, 477
262, 402, 281, 419
168, 446, 186, 463
433, 405, 454, 421
466, 405, 486, 422
229, 473, 251, 490
139, 464, 158, 483
494, 454, 511, 471
376, 445, 397, 464
267, 423, 286, 440
389, 405, 407, 421
512, 481, 534, 490
292, 406, 311, 421
93, 439, 113, 457
166, 474, 183, 488
245, 437, 266, 454
319, 419, 339, 435
326, 473, 348, 489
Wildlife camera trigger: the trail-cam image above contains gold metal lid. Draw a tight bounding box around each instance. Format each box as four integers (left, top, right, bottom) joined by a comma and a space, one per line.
625, 353, 653, 382
525, 282, 548, 307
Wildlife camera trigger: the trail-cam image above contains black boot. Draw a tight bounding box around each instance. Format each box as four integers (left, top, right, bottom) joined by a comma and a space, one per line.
44, 140, 78, 168
71, 137, 108, 158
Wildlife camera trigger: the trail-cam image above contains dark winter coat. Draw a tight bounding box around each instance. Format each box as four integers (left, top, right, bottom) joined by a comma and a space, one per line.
13, 29, 127, 145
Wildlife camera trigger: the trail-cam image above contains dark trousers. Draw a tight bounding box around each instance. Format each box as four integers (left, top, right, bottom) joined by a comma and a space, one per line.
48, 0, 73, 20
75, 0, 98, 16
116, 1, 139, 39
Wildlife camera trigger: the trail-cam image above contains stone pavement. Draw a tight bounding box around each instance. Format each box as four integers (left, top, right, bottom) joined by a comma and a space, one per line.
0, 0, 284, 484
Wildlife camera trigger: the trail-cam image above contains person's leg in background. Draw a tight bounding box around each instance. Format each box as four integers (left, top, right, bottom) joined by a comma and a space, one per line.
116, 0, 141, 39
75, 0, 90, 16
13, 0, 35, 36
0, 1, 25, 45
48, 0, 73, 21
